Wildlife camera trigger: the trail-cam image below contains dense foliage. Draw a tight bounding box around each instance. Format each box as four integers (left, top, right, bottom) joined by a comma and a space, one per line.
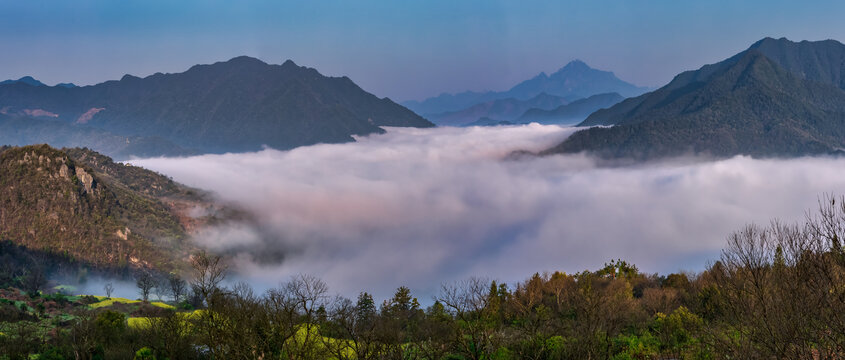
4, 196, 845, 359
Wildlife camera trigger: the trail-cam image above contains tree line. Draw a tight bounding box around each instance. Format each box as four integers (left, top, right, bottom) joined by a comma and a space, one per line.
4, 197, 845, 359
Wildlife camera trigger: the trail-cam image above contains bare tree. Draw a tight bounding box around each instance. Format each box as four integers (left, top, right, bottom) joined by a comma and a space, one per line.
189, 251, 229, 359
190, 251, 227, 304
437, 277, 497, 360
103, 282, 114, 299
153, 277, 168, 301
283, 274, 330, 359
136, 271, 155, 302
168, 273, 187, 304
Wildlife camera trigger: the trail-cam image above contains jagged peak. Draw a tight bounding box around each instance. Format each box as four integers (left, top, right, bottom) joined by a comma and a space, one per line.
551, 59, 607, 78
564, 59, 589, 69
749, 36, 794, 49
531, 71, 549, 80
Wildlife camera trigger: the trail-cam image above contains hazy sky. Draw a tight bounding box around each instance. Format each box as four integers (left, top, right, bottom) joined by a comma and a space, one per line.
2, 1, 844, 101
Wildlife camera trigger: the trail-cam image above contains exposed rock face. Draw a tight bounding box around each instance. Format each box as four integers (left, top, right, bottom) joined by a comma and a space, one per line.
0, 144, 199, 271
74, 166, 96, 194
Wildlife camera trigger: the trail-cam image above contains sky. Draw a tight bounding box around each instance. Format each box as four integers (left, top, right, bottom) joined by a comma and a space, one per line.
2, 1, 845, 101
132, 126, 845, 301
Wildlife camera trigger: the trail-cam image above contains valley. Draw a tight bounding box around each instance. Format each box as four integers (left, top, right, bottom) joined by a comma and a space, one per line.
3, 1, 845, 358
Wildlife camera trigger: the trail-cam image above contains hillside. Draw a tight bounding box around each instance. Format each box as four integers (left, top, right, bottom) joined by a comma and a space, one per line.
427, 92, 570, 126
517, 92, 624, 125
0, 113, 195, 160
0, 145, 219, 272
547, 38, 845, 160
0, 57, 433, 157
403, 60, 648, 115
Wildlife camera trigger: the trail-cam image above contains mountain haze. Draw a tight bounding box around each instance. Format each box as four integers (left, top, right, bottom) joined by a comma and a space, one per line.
518, 92, 624, 125
403, 60, 648, 116
427, 92, 570, 126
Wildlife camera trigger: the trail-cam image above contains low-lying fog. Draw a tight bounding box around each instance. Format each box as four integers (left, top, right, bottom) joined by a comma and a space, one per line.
132, 124, 845, 300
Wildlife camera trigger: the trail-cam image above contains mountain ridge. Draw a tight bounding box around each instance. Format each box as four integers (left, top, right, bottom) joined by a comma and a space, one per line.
518, 92, 624, 125
546, 38, 845, 160
0, 56, 433, 157
426, 92, 572, 126
402, 60, 648, 116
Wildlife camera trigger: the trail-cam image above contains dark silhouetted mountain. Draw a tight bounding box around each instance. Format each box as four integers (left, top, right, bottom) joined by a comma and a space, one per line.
546, 38, 845, 160
427, 92, 570, 126
402, 60, 648, 115
0, 76, 46, 87
55, 83, 77, 88
0, 57, 433, 157
517, 93, 624, 125
0, 145, 206, 271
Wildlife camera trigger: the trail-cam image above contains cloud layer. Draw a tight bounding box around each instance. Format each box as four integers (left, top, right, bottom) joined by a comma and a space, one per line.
132, 125, 845, 300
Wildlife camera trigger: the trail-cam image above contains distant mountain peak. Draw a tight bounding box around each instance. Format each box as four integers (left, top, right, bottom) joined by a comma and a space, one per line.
226, 55, 268, 66
120, 74, 141, 82
282, 59, 298, 67
531, 72, 549, 80
404, 60, 648, 116
749, 36, 791, 49
562, 59, 589, 70
0, 76, 46, 87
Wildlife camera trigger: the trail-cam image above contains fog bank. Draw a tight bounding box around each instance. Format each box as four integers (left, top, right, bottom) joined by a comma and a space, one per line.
132, 125, 845, 300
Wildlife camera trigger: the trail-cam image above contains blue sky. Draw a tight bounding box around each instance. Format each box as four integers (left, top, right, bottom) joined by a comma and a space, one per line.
2, 0, 844, 101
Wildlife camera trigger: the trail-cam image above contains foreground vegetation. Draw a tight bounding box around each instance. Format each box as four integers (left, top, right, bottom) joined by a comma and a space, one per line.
4, 197, 845, 359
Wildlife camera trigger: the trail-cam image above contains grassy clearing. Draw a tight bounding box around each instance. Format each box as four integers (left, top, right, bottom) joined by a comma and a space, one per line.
128, 310, 203, 330
89, 296, 174, 309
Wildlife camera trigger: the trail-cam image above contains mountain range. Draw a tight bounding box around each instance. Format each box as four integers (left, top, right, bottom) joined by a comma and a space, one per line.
402, 60, 650, 119
0, 57, 433, 159
427, 92, 574, 126
545, 37, 845, 160
517, 92, 624, 125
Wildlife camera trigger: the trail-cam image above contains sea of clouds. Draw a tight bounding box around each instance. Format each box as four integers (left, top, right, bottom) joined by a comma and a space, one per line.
131, 124, 845, 300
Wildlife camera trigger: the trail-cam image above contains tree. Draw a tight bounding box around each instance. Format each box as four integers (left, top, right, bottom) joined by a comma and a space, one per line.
103, 282, 114, 299
136, 271, 155, 302
285, 274, 329, 359
153, 278, 168, 301
437, 277, 499, 360
189, 251, 226, 305
189, 251, 229, 359
23, 266, 46, 297
167, 273, 187, 303
94, 310, 127, 346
